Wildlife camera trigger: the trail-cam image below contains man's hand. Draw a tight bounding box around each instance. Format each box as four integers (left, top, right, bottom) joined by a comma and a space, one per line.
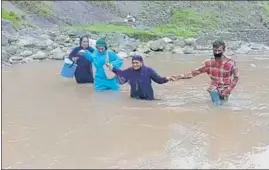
105, 63, 113, 70
171, 74, 184, 81
221, 88, 231, 96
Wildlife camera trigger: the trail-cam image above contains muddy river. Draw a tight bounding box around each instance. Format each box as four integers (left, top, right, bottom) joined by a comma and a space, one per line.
2, 54, 269, 169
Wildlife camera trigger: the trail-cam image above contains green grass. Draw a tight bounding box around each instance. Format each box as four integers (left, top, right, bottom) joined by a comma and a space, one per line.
69, 23, 201, 41
263, 1, 269, 19
68, 8, 218, 41
170, 8, 218, 33
2, 8, 21, 25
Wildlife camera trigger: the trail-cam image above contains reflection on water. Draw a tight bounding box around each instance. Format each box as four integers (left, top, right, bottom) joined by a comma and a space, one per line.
2, 54, 269, 169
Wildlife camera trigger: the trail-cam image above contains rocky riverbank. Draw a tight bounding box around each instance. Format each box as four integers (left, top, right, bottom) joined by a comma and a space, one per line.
2, 19, 269, 67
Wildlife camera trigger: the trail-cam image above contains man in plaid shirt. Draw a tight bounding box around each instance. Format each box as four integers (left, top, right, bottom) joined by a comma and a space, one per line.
172, 39, 239, 105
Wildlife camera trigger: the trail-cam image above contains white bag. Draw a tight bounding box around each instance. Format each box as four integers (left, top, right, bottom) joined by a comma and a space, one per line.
103, 50, 116, 79
64, 57, 74, 64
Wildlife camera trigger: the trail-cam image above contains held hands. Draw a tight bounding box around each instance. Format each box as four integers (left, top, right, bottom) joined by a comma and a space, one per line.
171, 74, 185, 81
166, 76, 177, 82
105, 63, 113, 70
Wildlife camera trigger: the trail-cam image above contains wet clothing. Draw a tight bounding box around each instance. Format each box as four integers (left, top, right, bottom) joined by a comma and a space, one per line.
209, 89, 229, 106
112, 66, 168, 100
83, 50, 123, 91
69, 46, 95, 84
180, 56, 239, 95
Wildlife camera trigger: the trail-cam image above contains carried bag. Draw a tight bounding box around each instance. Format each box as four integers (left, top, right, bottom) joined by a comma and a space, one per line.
60, 58, 78, 78
103, 50, 116, 79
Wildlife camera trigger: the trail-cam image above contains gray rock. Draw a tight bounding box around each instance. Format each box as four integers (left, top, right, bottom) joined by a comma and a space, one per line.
249, 43, 266, 50
136, 44, 151, 54
162, 37, 173, 43
9, 56, 23, 62
5, 46, 18, 55
50, 47, 65, 60
120, 41, 138, 52
2, 34, 9, 46
129, 51, 149, 58
235, 44, 251, 54
17, 36, 37, 48
22, 57, 35, 63
117, 51, 128, 59
149, 39, 166, 51
2, 19, 17, 33
19, 50, 33, 57
1, 50, 11, 62
174, 38, 186, 48
55, 35, 70, 43
183, 46, 195, 54
184, 38, 196, 46
38, 39, 54, 50
195, 45, 212, 50
164, 43, 174, 51
226, 41, 243, 51
31, 51, 46, 60
172, 47, 184, 54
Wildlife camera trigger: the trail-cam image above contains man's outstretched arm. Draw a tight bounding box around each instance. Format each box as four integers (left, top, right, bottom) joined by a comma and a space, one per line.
173, 61, 208, 80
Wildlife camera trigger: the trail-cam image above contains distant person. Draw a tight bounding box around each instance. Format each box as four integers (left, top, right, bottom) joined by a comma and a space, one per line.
69, 35, 95, 84
77, 39, 123, 91
106, 55, 174, 100
125, 13, 136, 23
172, 39, 239, 105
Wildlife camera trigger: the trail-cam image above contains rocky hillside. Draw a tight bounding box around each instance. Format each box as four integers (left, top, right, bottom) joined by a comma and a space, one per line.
2, 1, 269, 29
2, 1, 269, 66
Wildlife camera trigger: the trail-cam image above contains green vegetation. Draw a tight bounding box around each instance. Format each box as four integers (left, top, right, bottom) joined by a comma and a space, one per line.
2, 8, 21, 25
70, 23, 159, 41
69, 8, 218, 41
263, 1, 269, 19
11, 1, 52, 16
170, 9, 218, 34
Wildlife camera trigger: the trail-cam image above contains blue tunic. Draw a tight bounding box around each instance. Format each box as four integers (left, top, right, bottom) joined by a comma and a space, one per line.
112, 66, 168, 100
69, 46, 95, 83
83, 50, 123, 91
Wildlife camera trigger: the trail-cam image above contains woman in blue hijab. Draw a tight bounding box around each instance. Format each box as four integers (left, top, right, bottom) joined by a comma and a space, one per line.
79, 39, 123, 91
69, 35, 95, 84
107, 55, 174, 100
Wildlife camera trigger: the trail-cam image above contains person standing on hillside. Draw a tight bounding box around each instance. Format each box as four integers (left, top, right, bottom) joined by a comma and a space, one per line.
172, 40, 239, 105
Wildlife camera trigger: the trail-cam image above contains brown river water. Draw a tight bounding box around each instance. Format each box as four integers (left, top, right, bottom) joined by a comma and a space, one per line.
2, 54, 269, 169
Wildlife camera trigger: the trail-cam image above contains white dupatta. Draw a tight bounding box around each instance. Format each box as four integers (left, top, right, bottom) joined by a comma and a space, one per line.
103, 50, 116, 79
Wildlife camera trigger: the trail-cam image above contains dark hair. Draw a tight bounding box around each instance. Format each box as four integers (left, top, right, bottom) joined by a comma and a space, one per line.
212, 39, 226, 49
79, 35, 89, 47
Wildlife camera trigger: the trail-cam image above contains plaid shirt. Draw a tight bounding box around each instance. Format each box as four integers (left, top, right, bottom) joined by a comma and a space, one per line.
181, 56, 239, 93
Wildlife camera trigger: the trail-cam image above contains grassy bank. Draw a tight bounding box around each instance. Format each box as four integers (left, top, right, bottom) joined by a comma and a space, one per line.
70, 23, 197, 41
2, 8, 21, 25
69, 8, 218, 41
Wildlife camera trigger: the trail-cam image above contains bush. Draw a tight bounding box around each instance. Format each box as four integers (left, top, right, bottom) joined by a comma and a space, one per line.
2, 8, 21, 25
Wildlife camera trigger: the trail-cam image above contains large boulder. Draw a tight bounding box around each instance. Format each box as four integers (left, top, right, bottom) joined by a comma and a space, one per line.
235, 44, 251, 54
149, 39, 166, 51
49, 47, 65, 60
30, 51, 47, 60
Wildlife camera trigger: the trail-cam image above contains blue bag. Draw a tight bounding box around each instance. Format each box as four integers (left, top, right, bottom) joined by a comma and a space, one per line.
60, 58, 77, 78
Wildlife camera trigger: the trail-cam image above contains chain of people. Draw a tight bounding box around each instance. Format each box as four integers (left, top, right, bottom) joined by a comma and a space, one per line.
61, 35, 239, 106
